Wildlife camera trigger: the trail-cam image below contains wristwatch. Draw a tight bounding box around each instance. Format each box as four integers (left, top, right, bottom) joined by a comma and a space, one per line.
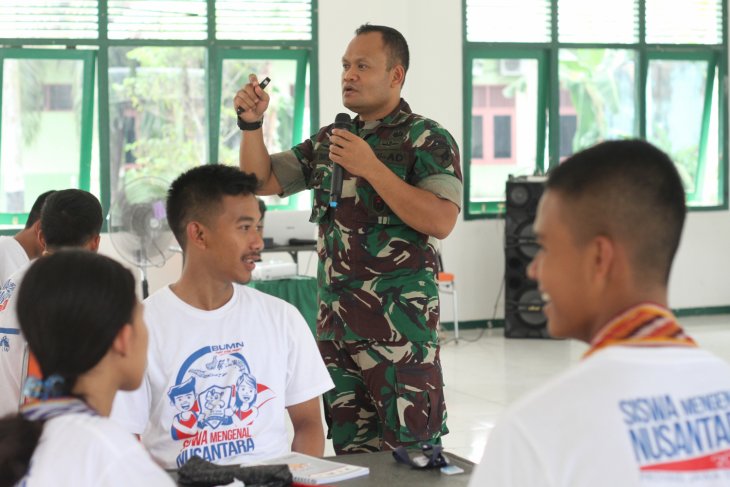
238, 116, 263, 131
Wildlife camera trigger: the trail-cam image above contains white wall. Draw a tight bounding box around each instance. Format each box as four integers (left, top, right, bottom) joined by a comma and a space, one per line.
103, 0, 730, 317
97, 234, 182, 299
669, 212, 730, 309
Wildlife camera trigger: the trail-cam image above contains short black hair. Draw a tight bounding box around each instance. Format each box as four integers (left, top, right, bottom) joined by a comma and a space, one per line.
40, 189, 103, 249
167, 164, 260, 249
18, 250, 136, 393
546, 139, 686, 284
355, 24, 410, 75
25, 190, 56, 229
257, 198, 267, 220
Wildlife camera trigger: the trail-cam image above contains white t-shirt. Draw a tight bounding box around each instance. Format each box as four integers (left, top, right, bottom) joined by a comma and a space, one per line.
111, 284, 334, 469
469, 347, 730, 487
0, 263, 30, 417
21, 411, 174, 486
0, 236, 28, 284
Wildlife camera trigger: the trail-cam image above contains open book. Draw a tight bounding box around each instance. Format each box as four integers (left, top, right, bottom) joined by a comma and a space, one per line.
262, 452, 369, 485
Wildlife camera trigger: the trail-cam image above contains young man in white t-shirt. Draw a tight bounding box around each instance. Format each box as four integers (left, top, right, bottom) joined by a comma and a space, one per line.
0, 190, 55, 283
0, 189, 102, 417
111, 164, 334, 469
470, 140, 730, 487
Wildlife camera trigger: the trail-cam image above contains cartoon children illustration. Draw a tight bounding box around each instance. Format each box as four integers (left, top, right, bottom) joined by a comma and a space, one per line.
234, 372, 275, 425
167, 377, 199, 440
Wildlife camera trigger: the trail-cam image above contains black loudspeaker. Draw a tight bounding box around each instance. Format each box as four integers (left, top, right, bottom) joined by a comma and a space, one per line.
504, 176, 549, 338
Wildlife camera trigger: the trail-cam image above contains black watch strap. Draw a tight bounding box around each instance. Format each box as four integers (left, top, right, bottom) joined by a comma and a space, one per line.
237, 116, 263, 131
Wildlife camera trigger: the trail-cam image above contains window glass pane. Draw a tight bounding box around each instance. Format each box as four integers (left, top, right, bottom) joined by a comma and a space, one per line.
216, 0, 313, 41
559, 115, 576, 157
646, 0, 722, 44
698, 72, 720, 206
493, 115, 512, 158
471, 115, 484, 159
1, 58, 85, 218
302, 64, 311, 149
558, 49, 636, 158
647, 59, 717, 204
0, 0, 98, 40
90, 68, 101, 200
469, 58, 539, 205
108, 47, 207, 202
466, 0, 551, 43
558, 0, 638, 43
108, 0, 207, 40
219, 56, 309, 209
45, 85, 74, 110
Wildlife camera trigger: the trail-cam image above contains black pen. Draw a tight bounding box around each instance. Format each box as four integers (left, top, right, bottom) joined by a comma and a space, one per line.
237, 77, 270, 115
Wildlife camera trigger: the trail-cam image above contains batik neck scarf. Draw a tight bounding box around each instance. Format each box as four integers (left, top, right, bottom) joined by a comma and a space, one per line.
583, 303, 697, 359
20, 397, 97, 422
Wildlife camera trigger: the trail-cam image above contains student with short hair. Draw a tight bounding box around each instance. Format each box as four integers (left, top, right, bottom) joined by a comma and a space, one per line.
111, 164, 333, 469
0, 190, 55, 283
0, 189, 103, 417
0, 251, 173, 487
470, 140, 730, 487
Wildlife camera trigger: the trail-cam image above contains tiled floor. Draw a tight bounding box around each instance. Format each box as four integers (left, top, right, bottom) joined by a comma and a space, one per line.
317, 315, 730, 461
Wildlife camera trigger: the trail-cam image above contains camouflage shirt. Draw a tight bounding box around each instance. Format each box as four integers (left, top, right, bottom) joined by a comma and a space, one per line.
270, 99, 462, 342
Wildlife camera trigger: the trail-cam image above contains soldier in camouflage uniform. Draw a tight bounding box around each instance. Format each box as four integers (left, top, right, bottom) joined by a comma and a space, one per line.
235, 24, 463, 454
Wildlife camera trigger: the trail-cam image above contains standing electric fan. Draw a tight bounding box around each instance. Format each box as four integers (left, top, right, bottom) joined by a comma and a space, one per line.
107, 177, 175, 298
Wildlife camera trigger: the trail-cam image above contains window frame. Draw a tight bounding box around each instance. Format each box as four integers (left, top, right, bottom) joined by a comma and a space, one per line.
643, 49, 724, 207
213, 48, 310, 211
0, 48, 96, 226
463, 0, 729, 219
463, 47, 548, 219
0, 0, 319, 233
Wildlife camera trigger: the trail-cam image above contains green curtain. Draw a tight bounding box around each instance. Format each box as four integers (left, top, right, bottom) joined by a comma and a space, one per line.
249, 276, 318, 337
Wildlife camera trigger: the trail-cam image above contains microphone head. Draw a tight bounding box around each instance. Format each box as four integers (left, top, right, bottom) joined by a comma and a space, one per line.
335, 113, 351, 124
334, 113, 352, 130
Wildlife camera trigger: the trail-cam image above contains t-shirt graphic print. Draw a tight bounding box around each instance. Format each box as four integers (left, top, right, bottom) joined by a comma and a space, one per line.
168, 342, 276, 467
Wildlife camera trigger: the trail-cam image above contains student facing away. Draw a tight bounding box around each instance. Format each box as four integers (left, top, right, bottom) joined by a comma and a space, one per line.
0, 251, 174, 487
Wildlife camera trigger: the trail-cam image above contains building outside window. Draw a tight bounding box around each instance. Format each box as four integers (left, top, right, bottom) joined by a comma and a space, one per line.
464, 0, 726, 218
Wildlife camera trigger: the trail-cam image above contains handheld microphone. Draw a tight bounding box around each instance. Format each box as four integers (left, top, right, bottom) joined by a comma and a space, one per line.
329, 113, 352, 208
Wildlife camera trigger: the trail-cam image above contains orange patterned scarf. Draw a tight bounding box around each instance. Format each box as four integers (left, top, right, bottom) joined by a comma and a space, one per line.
583, 303, 697, 359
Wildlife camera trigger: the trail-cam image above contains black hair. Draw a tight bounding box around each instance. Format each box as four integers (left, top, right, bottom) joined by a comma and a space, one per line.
24, 190, 56, 229
355, 24, 410, 77
167, 164, 260, 249
546, 139, 686, 284
257, 198, 267, 220
0, 251, 137, 486
40, 189, 103, 249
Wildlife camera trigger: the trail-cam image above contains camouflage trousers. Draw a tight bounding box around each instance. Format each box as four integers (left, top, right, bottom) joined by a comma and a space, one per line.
318, 339, 448, 455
